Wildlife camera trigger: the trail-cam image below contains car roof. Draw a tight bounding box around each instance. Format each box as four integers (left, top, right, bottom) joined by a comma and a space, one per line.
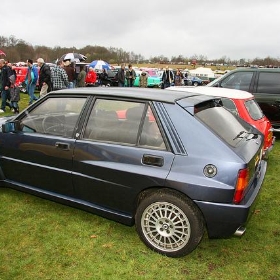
230, 67, 280, 72
167, 86, 253, 99
208, 67, 280, 86
51, 87, 216, 105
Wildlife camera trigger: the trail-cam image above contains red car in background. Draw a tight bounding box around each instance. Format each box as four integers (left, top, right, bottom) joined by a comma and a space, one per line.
13, 66, 27, 87
168, 86, 275, 159
13, 66, 41, 92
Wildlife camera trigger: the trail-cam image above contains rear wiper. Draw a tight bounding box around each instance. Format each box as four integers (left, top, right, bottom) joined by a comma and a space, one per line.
233, 131, 247, 140
246, 133, 259, 140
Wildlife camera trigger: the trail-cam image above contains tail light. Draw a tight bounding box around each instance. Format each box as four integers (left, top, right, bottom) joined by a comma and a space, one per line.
233, 168, 249, 204
266, 128, 273, 145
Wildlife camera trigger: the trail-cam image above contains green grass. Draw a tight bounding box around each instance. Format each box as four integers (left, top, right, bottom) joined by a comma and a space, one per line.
0, 92, 32, 116
0, 96, 280, 279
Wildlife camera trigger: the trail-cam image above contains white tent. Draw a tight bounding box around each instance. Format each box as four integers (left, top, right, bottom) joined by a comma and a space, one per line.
189, 67, 215, 78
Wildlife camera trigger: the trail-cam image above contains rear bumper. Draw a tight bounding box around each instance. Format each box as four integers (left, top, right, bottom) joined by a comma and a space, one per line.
263, 136, 276, 159
194, 160, 267, 238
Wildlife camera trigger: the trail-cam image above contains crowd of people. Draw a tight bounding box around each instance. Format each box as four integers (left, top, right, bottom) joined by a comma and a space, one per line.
0, 58, 86, 114
0, 58, 189, 114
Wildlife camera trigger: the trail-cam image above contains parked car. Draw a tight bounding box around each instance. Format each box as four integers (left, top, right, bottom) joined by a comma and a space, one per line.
13, 66, 28, 92
198, 76, 211, 85
126, 70, 161, 87
167, 86, 275, 158
184, 75, 203, 86
98, 69, 118, 87
138, 68, 159, 77
207, 68, 280, 131
0, 87, 267, 257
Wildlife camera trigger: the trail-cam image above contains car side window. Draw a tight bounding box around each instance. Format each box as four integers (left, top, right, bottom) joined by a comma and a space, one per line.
83, 99, 166, 150
219, 98, 238, 116
220, 72, 253, 91
21, 97, 86, 137
84, 99, 144, 144
256, 72, 280, 94
139, 107, 166, 150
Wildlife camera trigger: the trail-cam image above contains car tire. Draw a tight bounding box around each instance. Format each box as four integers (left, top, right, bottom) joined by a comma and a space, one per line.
135, 189, 204, 257
193, 82, 199, 87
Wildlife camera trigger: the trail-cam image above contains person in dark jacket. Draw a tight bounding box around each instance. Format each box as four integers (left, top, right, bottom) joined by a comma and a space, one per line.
0, 59, 11, 113
161, 66, 174, 89
8, 63, 20, 113
116, 63, 125, 87
37, 58, 52, 97
77, 65, 86, 87
99, 68, 109, 86
63, 60, 76, 88
125, 64, 136, 87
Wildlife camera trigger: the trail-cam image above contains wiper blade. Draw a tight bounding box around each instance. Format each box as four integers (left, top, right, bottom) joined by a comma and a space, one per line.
246, 133, 259, 140
233, 130, 247, 140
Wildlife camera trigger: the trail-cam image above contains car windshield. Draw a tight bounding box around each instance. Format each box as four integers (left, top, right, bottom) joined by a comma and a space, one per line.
149, 71, 158, 77
207, 75, 224, 86
244, 99, 264, 120
195, 101, 253, 147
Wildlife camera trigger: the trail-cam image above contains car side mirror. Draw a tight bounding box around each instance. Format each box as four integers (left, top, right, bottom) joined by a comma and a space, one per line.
2, 120, 21, 133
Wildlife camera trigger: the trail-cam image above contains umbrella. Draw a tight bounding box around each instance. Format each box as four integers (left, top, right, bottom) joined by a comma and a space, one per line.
89, 60, 111, 70
60, 53, 87, 62
0, 49, 6, 56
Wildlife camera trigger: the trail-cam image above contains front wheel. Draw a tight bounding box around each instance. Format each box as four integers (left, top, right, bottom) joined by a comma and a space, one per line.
135, 189, 204, 257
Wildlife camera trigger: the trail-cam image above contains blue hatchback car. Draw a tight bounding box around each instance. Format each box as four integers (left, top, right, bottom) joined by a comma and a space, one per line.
0, 87, 267, 257
183, 75, 203, 86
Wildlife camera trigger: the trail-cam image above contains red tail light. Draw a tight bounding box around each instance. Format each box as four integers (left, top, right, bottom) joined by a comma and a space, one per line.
233, 168, 249, 204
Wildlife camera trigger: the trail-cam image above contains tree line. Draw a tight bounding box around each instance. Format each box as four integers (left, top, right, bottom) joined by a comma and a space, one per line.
0, 35, 279, 67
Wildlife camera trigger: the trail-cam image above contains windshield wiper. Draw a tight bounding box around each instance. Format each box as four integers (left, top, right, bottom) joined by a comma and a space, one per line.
233, 130, 247, 140
246, 133, 259, 140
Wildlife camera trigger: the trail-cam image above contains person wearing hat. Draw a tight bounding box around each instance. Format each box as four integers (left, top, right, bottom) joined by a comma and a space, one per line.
139, 71, 148, 88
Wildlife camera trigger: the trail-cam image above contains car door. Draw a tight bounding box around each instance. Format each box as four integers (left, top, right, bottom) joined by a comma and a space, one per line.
219, 71, 254, 91
73, 98, 175, 214
253, 71, 280, 128
0, 96, 87, 196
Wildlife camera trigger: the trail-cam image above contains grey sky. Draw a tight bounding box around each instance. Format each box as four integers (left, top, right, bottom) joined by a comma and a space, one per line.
1, 0, 280, 60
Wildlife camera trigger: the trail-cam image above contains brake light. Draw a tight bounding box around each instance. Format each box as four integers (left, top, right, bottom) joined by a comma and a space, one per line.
266, 129, 273, 145
233, 168, 249, 204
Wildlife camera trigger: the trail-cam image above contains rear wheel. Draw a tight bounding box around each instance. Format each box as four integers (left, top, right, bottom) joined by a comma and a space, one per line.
193, 81, 199, 86
135, 189, 204, 257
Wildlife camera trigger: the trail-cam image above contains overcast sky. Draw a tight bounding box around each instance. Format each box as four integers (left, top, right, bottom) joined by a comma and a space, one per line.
1, 0, 280, 61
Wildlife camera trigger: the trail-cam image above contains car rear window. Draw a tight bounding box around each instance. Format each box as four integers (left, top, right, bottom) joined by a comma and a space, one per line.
244, 99, 264, 120
195, 102, 252, 147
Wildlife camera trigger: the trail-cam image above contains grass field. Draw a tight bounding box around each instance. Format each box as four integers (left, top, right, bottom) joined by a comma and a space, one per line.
0, 92, 280, 280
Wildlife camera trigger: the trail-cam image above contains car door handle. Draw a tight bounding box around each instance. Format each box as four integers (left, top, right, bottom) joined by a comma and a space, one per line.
142, 154, 164, 167
55, 142, 70, 151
